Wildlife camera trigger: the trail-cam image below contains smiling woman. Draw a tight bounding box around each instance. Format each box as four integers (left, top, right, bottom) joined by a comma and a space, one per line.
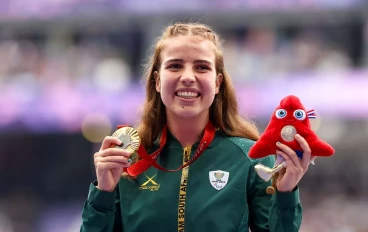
154, 35, 222, 146
80, 22, 308, 232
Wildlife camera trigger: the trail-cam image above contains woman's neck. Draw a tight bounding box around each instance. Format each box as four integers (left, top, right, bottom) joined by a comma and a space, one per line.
167, 114, 209, 148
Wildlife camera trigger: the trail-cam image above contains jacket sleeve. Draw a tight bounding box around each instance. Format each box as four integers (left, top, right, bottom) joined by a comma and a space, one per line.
247, 156, 303, 232
80, 181, 123, 232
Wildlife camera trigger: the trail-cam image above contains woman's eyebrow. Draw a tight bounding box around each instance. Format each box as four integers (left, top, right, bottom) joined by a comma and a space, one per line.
163, 59, 213, 66
163, 59, 183, 66
193, 60, 213, 66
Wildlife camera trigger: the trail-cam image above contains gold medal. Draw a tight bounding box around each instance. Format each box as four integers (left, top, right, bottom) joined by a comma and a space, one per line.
280, 125, 297, 142
112, 126, 140, 153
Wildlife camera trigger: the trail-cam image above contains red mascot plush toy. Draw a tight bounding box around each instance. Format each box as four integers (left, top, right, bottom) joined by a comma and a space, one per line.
248, 95, 335, 194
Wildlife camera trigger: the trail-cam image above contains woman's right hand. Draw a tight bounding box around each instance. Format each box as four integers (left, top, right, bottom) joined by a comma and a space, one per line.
94, 136, 132, 192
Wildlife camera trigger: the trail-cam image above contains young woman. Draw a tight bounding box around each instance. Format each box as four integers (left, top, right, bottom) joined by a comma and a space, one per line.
81, 23, 312, 232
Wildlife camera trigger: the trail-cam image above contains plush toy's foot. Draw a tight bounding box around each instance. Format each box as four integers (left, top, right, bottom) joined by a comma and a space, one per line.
255, 162, 286, 182
255, 164, 274, 182
266, 186, 275, 195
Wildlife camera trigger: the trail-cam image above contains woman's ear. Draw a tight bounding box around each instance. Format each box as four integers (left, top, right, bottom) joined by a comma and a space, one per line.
215, 74, 223, 94
154, 71, 160, 92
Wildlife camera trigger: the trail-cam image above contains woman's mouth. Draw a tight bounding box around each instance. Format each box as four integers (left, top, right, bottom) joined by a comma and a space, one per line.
175, 91, 201, 99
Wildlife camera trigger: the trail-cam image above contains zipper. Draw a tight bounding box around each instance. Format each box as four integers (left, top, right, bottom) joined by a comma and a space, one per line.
178, 146, 191, 232
181, 147, 191, 184
183, 147, 191, 167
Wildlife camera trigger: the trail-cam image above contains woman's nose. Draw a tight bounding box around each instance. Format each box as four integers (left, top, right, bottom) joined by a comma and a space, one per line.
180, 68, 195, 84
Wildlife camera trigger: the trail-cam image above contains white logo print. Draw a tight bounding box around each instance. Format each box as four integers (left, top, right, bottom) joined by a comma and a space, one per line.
209, 170, 229, 190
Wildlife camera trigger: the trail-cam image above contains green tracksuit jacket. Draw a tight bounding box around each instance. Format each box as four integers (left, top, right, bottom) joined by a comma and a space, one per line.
81, 130, 302, 232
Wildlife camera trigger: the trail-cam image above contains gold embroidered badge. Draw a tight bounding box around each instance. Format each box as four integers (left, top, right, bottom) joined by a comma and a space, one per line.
139, 174, 160, 191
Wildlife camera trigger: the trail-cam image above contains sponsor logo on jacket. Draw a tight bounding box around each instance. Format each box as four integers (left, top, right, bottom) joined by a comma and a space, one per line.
139, 174, 160, 191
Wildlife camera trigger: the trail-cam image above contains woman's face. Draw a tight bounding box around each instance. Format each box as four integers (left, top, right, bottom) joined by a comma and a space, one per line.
155, 35, 222, 121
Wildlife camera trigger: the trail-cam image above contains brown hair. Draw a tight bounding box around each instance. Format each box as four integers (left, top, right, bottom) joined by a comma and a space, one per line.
130, 22, 259, 171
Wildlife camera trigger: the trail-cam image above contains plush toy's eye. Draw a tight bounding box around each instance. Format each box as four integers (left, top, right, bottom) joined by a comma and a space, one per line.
275, 109, 287, 119
294, 109, 306, 120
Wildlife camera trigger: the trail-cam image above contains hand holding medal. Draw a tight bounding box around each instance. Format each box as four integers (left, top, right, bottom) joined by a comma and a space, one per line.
112, 126, 140, 154
93, 127, 139, 192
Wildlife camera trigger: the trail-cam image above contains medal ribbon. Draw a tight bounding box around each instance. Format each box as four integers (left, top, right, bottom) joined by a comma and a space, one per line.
118, 122, 216, 176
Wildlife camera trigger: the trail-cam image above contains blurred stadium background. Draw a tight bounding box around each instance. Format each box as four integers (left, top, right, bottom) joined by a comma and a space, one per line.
0, 0, 367, 231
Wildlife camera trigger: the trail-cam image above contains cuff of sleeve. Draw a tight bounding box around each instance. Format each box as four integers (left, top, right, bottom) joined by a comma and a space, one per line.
274, 186, 300, 208
87, 181, 117, 211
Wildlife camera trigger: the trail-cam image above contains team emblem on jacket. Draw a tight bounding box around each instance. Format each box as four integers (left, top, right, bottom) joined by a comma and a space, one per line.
139, 174, 160, 191
209, 170, 229, 190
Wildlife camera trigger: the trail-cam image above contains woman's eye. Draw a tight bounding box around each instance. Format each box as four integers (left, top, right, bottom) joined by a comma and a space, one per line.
196, 65, 210, 71
168, 64, 181, 69
275, 109, 287, 119
293, 109, 306, 120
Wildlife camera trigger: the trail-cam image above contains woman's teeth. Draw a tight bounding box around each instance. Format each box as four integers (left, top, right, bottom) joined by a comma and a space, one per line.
176, 91, 199, 99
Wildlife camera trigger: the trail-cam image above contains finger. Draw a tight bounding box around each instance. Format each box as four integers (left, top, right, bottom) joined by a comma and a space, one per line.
97, 161, 130, 170
96, 156, 132, 165
100, 136, 123, 151
295, 134, 312, 170
98, 148, 132, 158
276, 142, 302, 169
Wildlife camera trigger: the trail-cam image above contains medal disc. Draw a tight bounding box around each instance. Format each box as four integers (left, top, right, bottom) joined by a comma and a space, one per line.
280, 125, 297, 142
112, 127, 140, 153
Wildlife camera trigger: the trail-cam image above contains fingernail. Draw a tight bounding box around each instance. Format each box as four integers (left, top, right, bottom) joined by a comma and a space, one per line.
127, 158, 132, 164
276, 142, 281, 146
295, 134, 300, 138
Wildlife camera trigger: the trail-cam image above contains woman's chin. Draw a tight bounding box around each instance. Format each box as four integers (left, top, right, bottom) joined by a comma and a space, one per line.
175, 109, 199, 118
170, 106, 209, 120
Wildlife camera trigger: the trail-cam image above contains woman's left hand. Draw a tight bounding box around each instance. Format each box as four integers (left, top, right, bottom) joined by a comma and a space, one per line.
275, 134, 312, 192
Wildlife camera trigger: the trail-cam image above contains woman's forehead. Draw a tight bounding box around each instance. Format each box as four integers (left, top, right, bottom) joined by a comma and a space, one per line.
160, 35, 216, 61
